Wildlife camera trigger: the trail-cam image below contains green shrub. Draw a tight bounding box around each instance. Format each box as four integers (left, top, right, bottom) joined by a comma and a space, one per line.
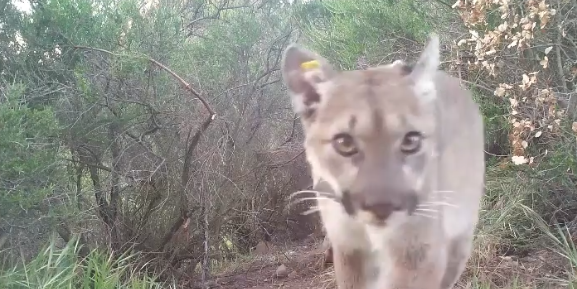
0, 235, 170, 289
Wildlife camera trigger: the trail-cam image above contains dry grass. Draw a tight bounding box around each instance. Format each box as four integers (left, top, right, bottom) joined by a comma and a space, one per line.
458, 166, 575, 288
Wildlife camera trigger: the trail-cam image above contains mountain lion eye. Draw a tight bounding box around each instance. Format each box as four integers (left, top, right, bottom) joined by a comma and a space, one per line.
400, 131, 423, 154
332, 133, 358, 157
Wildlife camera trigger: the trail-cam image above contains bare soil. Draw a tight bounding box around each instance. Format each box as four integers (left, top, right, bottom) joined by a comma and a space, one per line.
197, 240, 568, 289
208, 240, 334, 289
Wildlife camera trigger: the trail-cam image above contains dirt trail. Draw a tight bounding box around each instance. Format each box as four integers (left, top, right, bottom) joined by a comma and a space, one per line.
202, 239, 567, 289
210, 241, 333, 289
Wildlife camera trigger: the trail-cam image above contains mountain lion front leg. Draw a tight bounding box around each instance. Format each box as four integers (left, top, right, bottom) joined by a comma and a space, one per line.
317, 198, 370, 289
371, 241, 447, 289
332, 246, 369, 289
439, 234, 474, 288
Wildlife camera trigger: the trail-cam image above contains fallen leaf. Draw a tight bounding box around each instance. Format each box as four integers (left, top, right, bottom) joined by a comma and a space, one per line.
495, 87, 506, 97
507, 39, 518, 48
522, 74, 530, 84
535, 131, 542, 137
540, 56, 548, 68
512, 155, 528, 165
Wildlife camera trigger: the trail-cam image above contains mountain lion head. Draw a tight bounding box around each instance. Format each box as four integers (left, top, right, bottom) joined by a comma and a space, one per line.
281, 35, 442, 225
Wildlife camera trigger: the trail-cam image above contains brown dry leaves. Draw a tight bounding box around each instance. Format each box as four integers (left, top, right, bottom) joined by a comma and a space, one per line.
453, 0, 561, 166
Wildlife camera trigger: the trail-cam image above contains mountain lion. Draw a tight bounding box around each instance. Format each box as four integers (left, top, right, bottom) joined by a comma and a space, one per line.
281, 34, 485, 289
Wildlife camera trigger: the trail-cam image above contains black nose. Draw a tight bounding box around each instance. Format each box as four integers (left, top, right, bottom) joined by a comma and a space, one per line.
360, 201, 403, 220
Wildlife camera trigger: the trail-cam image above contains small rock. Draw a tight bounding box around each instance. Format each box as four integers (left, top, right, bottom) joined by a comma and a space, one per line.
288, 270, 298, 278
275, 264, 288, 278
255, 240, 271, 255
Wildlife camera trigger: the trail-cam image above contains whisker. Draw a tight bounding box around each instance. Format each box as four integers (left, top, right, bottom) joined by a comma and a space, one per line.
432, 202, 458, 208
301, 206, 320, 215
419, 201, 458, 208
289, 190, 333, 199
417, 202, 434, 207
295, 196, 333, 202
290, 196, 334, 206
416, 211, 437, 217
413, 212, 437, 220
432, 190, 455, 194
290, 190, 319, 197
414, 208, 439, 213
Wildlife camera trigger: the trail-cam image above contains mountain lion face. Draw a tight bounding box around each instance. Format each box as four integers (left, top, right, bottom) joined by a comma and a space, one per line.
281, 36, 442, 225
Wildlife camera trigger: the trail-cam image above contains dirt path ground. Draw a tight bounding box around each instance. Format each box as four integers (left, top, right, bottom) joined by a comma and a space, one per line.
202, 239, 568, 289
209, 240, 334, 289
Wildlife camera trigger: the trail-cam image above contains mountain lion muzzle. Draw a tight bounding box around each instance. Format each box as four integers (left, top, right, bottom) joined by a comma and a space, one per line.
282, 33, 485, 289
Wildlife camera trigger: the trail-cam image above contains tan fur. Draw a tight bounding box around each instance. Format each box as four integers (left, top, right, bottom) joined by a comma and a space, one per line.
281, 34, 485, 289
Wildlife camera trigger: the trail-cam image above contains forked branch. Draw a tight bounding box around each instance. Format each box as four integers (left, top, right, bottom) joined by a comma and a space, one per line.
73, 45, 216, 116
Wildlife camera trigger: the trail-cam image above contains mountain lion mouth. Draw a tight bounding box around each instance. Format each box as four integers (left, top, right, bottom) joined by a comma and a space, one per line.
339, 189, 419, 223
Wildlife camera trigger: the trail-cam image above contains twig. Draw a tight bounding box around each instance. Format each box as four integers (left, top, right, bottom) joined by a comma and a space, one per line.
268, 149, 305, 168
73, 45, 216, 117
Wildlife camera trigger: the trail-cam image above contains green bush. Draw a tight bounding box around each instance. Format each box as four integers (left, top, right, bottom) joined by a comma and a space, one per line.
292, 0, 435, 69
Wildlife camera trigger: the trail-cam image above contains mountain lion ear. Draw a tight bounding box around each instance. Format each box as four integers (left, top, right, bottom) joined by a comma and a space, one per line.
281, 44, 336, 118
408, 33, 440, 104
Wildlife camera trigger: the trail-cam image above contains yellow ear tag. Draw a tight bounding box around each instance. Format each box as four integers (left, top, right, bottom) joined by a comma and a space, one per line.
300, 60, 320, 70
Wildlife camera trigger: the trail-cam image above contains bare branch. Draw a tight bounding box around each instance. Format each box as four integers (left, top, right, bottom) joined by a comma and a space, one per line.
73, 45, 216, 117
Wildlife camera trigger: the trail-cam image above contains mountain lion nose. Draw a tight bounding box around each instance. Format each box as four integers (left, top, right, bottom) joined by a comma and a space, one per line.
360, 201, 402, 220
